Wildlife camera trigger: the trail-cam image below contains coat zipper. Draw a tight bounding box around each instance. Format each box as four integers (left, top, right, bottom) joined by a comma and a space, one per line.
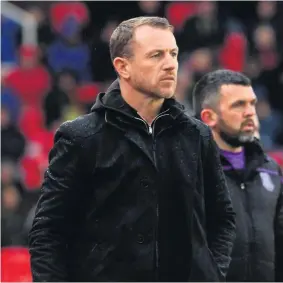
134, 111, 169, 279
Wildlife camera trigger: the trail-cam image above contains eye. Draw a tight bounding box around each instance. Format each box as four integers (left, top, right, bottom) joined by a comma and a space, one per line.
232, 101, 245, 108
171, 51, 178, 58
152, 53, 161, 58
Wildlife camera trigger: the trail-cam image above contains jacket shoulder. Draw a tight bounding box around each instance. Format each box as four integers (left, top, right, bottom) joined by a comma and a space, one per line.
185, 116, 212, 141
265, 155, 282, 174
55, 112, 104, 143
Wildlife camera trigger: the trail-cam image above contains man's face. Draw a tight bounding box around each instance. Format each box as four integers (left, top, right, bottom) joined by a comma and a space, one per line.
126, 25, 179, 99
58, 73, 77, 93
215, 84, 258, 143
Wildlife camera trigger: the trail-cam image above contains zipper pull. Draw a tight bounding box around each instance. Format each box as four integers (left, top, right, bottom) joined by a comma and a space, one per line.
240, 183, 245, 190
148, 126, 153, 135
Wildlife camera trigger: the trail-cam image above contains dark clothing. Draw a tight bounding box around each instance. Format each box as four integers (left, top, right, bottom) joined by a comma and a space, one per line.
222, 141, 283, 282
29, 80, 236, 282
1, 125, 26, 162
178, 16, 226, 54
43, 87, 70, 128
2, 188, 40, 247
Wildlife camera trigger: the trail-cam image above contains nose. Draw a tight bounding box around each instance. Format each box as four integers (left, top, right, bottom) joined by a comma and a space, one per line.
244, 104, 256, 117
163, 53, 178, 71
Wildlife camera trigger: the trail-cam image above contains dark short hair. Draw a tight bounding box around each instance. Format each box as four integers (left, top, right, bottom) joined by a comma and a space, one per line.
57, 68, 80, 84
109, 16, 173, 62
192, 69, 251, 118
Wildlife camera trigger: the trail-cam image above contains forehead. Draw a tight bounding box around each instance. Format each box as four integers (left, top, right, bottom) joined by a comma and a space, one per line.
132, 25, 177, 53
219, 84, 256, 104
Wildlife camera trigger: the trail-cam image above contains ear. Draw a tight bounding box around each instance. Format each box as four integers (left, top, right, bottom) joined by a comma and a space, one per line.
200, 109, 218, 128
113, 57, 130, 79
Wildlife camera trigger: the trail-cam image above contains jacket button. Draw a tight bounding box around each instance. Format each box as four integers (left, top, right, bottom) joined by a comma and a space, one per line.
140, 179, 149, 188
137, 234, 144, 244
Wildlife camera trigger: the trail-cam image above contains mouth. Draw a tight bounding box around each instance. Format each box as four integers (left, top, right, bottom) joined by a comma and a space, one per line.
242, 121, 255, 131
243, 125, 255, 130
161, 76, 175, 81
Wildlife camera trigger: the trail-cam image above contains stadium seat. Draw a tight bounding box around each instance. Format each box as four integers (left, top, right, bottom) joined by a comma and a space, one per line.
1, 247, 32, 282
165, 2, 197, 31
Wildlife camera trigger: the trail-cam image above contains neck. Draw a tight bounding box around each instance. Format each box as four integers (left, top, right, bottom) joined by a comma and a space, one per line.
212, 131, 243, 153
119, 79, 164, 125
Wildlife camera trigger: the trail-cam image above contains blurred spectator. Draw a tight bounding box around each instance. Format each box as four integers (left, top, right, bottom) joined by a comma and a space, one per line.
174, 69, 194, 116
255, 86, 283, 150
1, 160, 26, 247
1, 16, 20, 65
17, 106, 54, 190
249, 1, 283, 50
91, 19, 118, 83
1, 161, 40, 246
47, 3, 91, 81
136, 1, 164, 17
76, 82, 100, 111
1, 160, 23, 191
43, 69, 79, 129
1, 184, 25, 246
244, 56, 262, 82
188, 48, 214, 82
4, 45, 51, 109
49, 1, 89, 34
44, 70, 100, 130
252, 24, 279, 71
1, 86, 21, 124
1, 106, 26, 162
178, 1, 226, 54
256, 1, 277, 22
256, 55, 283, 114
19, 107, 45, 141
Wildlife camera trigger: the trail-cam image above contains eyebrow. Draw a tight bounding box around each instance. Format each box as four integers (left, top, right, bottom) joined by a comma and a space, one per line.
146, 47, 179, 56
231, 97, 258, 105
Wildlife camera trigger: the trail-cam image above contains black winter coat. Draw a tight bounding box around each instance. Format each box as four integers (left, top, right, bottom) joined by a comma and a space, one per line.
29, 80, 236, 282
222, 142, 283, 282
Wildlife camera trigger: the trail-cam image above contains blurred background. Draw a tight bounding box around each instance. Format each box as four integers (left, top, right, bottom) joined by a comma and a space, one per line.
1, 1, 283, 281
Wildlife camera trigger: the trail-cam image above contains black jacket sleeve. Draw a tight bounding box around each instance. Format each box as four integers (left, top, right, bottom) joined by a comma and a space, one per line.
203, 129, 236, 278
275, 168, 283, 282
28, 123, 84, 282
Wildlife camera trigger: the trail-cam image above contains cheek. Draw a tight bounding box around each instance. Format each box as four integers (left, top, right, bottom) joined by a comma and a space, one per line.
135, 67, 153, 82
223, 112, 242, 127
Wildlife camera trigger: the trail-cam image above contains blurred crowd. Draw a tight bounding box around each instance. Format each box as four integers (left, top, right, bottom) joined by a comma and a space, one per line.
1, 0, 283, 260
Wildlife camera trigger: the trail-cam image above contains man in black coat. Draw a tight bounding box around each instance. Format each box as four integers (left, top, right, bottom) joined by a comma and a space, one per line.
192, 69, 283, 282
29, 17, 236, 282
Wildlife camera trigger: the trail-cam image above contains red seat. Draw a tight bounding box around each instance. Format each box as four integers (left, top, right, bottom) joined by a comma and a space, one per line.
18, 107, 45, 140
1, 247, 32, 282
20, 156, 42, 191
165, 2, 197, 30
219, 32, 247, 72
268, 151, 283, 168
77, 83, 100, 104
